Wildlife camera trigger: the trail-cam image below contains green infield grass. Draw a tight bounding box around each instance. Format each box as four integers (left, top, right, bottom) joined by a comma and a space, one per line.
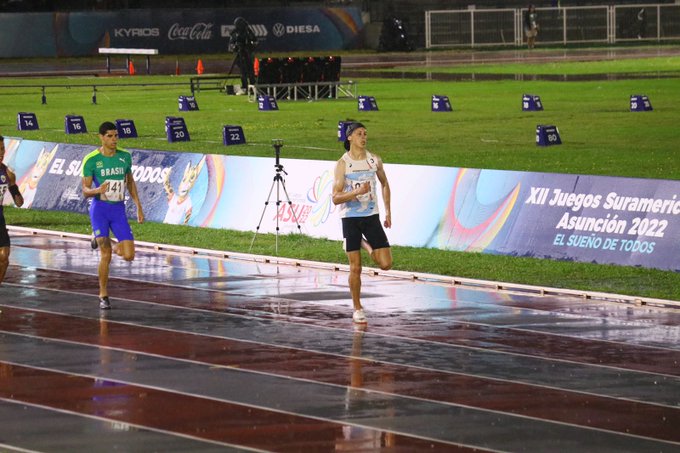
1, 53, 679, 301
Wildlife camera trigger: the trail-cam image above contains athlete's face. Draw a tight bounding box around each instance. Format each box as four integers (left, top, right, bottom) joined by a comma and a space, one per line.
99, 129, 118, 151
350, 127, 367, 149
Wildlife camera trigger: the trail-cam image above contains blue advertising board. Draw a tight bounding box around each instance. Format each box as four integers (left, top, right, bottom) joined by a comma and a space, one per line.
0, 7, 364, 58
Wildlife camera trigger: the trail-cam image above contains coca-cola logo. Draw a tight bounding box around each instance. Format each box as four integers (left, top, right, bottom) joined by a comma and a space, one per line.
168, 23, 213, 40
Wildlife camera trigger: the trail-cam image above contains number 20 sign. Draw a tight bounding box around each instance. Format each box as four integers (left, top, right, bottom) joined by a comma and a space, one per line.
165, 117, 190, 143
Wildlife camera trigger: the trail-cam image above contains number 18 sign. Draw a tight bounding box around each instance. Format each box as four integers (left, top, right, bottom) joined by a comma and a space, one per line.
115, 119, 138, 139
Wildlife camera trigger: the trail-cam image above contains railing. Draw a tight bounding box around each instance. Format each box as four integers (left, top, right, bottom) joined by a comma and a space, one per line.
247, 81, 357, 102
0, 82, 190, 105
425, 4, 680, 48
189, 75, 240, 95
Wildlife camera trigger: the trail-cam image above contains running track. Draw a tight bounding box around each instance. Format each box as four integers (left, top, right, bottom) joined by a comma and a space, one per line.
1, 230, 679, 452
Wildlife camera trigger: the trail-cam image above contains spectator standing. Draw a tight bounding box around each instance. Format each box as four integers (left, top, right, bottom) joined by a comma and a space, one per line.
524, 4, 539, 49
229, 17, 257, 95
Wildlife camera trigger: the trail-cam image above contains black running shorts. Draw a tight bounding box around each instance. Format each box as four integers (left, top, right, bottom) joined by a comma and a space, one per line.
0, 215, 9, 248
341, 214, 390, 252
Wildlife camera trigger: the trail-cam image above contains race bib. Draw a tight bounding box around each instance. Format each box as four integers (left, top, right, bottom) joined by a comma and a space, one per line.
101, 179, 125, 202
352, 180, 373, 203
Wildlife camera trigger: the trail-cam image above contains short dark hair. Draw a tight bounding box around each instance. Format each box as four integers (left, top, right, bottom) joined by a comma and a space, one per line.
343, 122, 366, 151
99, 121, 117, 135
0, 135, 4, 142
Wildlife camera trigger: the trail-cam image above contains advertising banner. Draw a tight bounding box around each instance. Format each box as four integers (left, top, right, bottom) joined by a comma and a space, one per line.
414, 168, 680, 271
0, 8, 364, 58
1, 139, 339, 239
3, 138, 679, 272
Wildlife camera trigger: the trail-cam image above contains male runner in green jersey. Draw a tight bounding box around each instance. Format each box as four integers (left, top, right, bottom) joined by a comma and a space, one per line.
82, 121, 144, 309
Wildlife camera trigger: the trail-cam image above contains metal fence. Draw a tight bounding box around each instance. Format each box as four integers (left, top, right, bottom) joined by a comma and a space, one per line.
425, 4, 680, 48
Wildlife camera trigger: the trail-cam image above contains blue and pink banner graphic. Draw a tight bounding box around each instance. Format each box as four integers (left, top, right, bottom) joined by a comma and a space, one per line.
3, 138, 679, 272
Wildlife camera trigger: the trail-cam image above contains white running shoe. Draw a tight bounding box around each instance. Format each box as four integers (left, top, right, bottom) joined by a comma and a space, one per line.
352, 309, 367, 324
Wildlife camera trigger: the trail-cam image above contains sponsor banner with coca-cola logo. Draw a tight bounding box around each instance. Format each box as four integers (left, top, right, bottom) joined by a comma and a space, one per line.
0, 8, 364, 58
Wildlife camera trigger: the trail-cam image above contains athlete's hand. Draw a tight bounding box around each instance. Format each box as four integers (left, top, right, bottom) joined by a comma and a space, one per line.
384, 213, 392, 229
137, 207, 145, 224
355, 181, 370, 196
99, 181, 109, 194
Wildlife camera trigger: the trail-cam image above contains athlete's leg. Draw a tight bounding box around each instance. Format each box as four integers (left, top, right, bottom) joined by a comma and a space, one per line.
0, 246, 9, 285
371, 247, 393, 271
97, 237, 113, 298
0, 220, 10, 285
347, 250, 363, 311
115, 240, 135, 262
109, 206, 135, 262
360, 238, 372, 254
362, 215, 392, 271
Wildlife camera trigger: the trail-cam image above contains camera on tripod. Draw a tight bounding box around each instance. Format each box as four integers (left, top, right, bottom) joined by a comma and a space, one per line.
250, 138, 301, 254
229, 17, 257, 53
272, 138, 285, 173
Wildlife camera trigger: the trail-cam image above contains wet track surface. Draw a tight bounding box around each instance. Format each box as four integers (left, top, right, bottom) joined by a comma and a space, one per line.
2, 46, 680, 451
1, 231, 679, 452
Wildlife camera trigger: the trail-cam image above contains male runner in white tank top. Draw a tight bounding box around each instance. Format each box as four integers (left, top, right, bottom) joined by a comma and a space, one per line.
332, 122, 392, 324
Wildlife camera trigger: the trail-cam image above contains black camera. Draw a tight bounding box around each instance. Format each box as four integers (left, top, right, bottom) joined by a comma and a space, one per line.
229, 17, 257, 53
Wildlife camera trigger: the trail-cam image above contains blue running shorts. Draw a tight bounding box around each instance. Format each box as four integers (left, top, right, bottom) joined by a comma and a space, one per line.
89, 200, 134, 242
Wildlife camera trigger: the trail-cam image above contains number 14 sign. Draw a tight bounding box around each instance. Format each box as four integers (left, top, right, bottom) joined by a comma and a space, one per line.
17, 112, 39, 130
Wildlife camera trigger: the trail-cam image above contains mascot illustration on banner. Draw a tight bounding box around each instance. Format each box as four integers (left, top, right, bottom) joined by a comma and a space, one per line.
163, 156, 206, 225
426, 168, 521, 252
18, 144, 59, 209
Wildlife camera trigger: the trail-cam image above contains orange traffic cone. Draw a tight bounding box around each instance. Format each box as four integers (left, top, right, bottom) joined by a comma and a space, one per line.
196, 59, 204, 75
128, 60, 135, 75
175, 58, 181, 76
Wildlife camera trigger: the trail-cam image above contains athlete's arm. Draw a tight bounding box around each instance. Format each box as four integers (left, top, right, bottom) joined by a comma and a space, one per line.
7, 169, 24, 208
81, 176, 108, 198
375, 155, 392, 228
126, 172, 145, 224
331, 158, 369, 205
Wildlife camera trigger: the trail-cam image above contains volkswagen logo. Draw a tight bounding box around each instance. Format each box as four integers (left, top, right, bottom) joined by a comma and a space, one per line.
272, 23, 285, 38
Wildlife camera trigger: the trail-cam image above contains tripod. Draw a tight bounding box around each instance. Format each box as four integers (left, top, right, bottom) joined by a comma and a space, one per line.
249, 139, 302, 255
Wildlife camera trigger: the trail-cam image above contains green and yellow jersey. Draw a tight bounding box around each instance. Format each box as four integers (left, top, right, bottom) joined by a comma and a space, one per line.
81, 148, 132, 204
